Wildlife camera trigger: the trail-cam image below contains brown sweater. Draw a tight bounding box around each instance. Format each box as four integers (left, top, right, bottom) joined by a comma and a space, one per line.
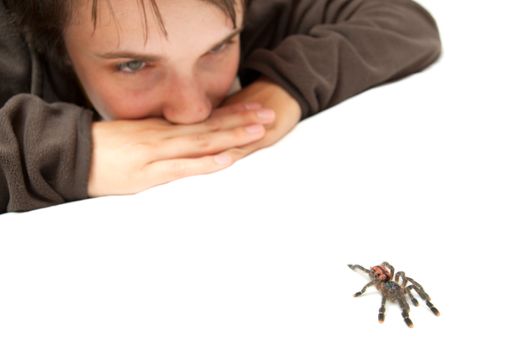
0, 0, 441, 213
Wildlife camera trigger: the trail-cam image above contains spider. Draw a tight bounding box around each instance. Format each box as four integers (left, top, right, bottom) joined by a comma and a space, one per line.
347, 262, 440, 327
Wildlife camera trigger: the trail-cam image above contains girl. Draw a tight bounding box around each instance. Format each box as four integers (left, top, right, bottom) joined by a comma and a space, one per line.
0, 0, 441, 212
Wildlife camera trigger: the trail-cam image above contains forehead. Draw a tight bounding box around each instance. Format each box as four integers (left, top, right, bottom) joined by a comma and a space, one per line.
66, 0, 242, 52
70, 0, 238, 29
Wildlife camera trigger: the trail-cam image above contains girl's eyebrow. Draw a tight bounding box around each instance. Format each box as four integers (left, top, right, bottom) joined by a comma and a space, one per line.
95, 52, 163, 61
95, 27, 244, 60
205, 27, 243, 51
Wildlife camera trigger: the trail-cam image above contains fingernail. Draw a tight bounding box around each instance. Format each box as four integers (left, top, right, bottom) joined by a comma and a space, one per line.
244, 102, 262, 110
214, 154, 232, 165
245, 124, 264, 134
256, 109, 275, 121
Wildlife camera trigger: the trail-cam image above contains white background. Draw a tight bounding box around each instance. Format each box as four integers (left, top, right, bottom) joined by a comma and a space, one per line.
1, 1, 524, 349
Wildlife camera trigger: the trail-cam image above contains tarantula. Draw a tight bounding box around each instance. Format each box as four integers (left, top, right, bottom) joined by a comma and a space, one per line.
348, 262, 440, 327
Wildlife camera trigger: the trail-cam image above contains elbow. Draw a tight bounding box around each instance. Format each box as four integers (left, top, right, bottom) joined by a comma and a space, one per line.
409, 0, 442, 59
386, 0, 443, 68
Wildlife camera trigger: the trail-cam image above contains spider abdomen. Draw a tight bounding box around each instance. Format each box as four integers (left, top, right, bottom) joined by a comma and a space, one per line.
380, 281, 403, 300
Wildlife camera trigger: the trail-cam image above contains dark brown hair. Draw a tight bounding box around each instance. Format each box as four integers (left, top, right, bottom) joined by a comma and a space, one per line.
6, 0, 244, 64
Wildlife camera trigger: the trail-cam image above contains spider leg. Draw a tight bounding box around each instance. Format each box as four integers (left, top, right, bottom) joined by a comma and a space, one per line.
406, 277, 440, 316
382, 262, 395, 277
354, 281, 374, 297
378, 296, 387, 323
405, 277, 430, 299
397, 295, 414, 328
406, 285, 420, 306
395, 271, 408, 287
348, 264, 370, 274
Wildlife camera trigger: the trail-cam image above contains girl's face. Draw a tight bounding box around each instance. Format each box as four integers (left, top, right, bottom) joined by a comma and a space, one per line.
64, 0, 243, 123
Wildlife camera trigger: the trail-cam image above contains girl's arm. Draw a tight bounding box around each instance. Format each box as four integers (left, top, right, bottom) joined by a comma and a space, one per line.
0, 95, 94, 213
237, 0, 441, 119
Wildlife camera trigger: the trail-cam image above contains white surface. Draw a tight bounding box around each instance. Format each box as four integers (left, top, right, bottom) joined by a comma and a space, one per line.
1, 1, 524, 349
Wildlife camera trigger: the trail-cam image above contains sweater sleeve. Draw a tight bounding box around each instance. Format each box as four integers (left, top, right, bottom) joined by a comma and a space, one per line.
1, 2, 94, 213
239, 0, 442, 119
0, 95, 93, 213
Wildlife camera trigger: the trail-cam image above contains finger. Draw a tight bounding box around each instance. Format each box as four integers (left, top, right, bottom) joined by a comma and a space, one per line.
155, 123, 267, 160
211, 102, 262, 118
232, 109, 301, 158
208, 106, 275, 131
228, 121, 292, 159
164, 105, 275, 137
143, 151, 237, 186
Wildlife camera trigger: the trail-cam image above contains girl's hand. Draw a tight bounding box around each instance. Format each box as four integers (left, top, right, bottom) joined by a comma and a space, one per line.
221, 77, 302, 158
87, 103, 275, 197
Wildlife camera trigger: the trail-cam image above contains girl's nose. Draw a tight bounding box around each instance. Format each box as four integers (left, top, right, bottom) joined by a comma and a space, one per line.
162, 78, 212, 124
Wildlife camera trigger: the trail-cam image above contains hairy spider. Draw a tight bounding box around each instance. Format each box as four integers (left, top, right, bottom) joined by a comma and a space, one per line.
348, 262, 440, 327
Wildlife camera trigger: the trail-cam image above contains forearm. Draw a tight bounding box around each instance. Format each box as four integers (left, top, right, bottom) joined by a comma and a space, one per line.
241, 0, 442, 119
0, 94, 93, 213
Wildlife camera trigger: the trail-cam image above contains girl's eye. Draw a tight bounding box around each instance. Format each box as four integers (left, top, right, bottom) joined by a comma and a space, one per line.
116, 60, 146, 73
208, 39, 235, 55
